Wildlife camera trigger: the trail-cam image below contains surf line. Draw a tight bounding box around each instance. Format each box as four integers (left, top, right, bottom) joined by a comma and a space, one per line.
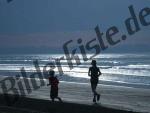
0, 4, 149, 106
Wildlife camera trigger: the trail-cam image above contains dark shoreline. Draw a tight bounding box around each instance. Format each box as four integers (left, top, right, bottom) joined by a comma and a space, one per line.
0, 94, 140, 113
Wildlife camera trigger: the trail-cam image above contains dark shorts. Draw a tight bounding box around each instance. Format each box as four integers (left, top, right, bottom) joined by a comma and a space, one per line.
50, 87, 58, 99
90, 78, 98, 85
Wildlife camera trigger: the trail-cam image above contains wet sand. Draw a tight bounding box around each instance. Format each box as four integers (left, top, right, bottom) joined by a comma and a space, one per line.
0, 77, 150, 113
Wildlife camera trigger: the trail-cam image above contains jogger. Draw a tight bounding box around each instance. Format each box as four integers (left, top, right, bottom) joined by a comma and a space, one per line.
88, 60, 101, 103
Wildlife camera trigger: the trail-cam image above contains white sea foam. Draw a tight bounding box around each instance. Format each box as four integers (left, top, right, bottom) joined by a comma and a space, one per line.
0, 53, 150, 85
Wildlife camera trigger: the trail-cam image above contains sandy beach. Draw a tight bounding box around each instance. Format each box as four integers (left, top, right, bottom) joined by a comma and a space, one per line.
0, 76, 150, 113
0, 94, 139, 113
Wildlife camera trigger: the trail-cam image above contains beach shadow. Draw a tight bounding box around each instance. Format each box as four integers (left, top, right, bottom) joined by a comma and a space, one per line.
92, 102, 101, 106
0, 94, 137, 113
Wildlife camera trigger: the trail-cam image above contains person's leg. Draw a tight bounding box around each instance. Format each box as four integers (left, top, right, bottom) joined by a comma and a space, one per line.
94, 82, 100, 101
91, 81, 97, 102
91, 80, 96, 93
96, 83, 100, 101
93, 84, 97, 102
93, 83, 98, 95
50, 88, 55, 102
50, 94, 55, 102
51, 98, 55, 102
92, 80, 100, 102
56, 97, 62, 102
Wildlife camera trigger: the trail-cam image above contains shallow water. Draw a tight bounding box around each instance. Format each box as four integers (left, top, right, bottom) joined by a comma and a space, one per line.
0, 53, 150, 87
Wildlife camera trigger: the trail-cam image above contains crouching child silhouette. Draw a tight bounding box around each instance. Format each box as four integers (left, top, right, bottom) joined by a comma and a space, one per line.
47, 69, 62, 102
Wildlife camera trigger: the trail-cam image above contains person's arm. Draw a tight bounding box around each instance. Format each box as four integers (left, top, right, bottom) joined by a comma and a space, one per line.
56, 78, 59, 84
47, 78, 51, 86
98, 68, 101, 77
88, 68, 91, 76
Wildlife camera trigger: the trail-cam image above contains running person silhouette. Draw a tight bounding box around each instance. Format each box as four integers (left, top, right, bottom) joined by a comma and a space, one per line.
88, 60, 101, 103
47, 69, 62, 102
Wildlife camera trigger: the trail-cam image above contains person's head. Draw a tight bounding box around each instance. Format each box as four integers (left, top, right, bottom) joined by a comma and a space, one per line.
91, 60, 97, 67
49, 69, 55, 77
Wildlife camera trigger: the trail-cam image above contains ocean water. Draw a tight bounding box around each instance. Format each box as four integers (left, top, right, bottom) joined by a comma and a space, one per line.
0, 53, 150, 88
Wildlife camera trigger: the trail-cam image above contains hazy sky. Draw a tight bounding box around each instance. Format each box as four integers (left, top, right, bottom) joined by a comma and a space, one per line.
0, 0, 150, 54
